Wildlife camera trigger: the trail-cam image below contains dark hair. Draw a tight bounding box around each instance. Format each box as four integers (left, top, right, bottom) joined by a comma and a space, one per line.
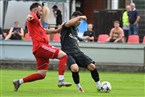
52, 5, 58, 9
30, 2, 41, 11
71, 11, 83, 17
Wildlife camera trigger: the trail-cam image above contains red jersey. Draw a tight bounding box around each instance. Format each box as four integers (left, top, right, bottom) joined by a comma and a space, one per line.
27, 12, 48, 52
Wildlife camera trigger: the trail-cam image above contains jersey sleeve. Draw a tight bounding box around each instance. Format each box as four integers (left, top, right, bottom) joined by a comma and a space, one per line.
62, 22, 68, 29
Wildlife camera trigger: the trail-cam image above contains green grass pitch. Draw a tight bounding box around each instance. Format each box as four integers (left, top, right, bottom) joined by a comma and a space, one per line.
0, 69, 144, 97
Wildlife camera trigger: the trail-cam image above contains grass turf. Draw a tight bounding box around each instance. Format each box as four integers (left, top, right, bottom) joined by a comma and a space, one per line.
0, 69, 144, 97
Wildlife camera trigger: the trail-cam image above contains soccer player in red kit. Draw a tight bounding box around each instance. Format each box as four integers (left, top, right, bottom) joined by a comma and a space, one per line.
13, 2, 71, 91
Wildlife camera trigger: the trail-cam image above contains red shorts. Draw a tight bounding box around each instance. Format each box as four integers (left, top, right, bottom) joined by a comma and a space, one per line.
33, 44, 60, 70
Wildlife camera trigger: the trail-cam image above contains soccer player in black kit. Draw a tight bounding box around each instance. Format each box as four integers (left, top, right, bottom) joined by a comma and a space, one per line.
60, 11, 102, 92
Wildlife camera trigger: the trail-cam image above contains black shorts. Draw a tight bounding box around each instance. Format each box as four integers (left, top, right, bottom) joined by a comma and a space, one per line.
67, 52, 93, 69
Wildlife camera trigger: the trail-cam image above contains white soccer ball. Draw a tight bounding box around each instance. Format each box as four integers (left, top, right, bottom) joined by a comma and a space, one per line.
101, 81, 112, 93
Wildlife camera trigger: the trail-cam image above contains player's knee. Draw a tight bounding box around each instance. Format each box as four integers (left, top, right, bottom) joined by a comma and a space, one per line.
40, 74, 46, 79
70, 64, 79, 72
36, 73, 46, 80
60, 54, 68, 61
87, 63, 96, 71
38, 70, 47, 79
63, 54, 68, 60
58, 50, 68, 59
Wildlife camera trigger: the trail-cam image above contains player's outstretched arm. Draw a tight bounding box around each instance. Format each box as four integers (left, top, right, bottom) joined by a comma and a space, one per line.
45, 26, 62, 34
65, 16, 87, 27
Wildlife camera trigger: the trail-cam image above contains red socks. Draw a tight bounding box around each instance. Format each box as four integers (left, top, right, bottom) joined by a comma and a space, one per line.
23, 73, 45, 83
58, 55, 68, 75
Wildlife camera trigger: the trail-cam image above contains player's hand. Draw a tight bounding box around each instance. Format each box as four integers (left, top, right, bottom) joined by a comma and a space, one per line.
56, 25, 62, 33
80, 16, 87, 21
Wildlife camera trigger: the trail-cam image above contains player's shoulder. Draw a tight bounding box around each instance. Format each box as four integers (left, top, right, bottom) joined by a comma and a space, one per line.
29, 12, 36, 17
63, 21, 75, 29
27, 12, 38, 21
62, 22, 70, 29
27, 12, 37, 18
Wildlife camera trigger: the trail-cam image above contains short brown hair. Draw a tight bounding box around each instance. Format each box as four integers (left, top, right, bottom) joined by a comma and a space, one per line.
30, 2, 41, 11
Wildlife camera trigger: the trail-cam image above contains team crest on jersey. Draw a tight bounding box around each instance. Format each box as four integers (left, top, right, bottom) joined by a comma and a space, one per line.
69, 33, 78, 41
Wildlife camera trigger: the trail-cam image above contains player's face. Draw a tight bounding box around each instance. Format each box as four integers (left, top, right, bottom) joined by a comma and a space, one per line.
36, 6, 43, 19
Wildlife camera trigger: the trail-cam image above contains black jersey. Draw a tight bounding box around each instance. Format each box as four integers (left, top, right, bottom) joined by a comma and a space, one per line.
60, 24, 81, 54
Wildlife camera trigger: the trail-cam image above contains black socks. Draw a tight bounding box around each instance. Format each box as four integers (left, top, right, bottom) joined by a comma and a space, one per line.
72, 72, 79, 84
90, 69, 100, 82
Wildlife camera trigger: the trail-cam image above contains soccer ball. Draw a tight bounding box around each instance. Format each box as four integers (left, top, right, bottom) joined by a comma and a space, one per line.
101, 81, 111, 93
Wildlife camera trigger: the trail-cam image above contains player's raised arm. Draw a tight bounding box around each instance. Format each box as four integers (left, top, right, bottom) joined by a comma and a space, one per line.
64, 11, 87, 28
65, 16, 87, 27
